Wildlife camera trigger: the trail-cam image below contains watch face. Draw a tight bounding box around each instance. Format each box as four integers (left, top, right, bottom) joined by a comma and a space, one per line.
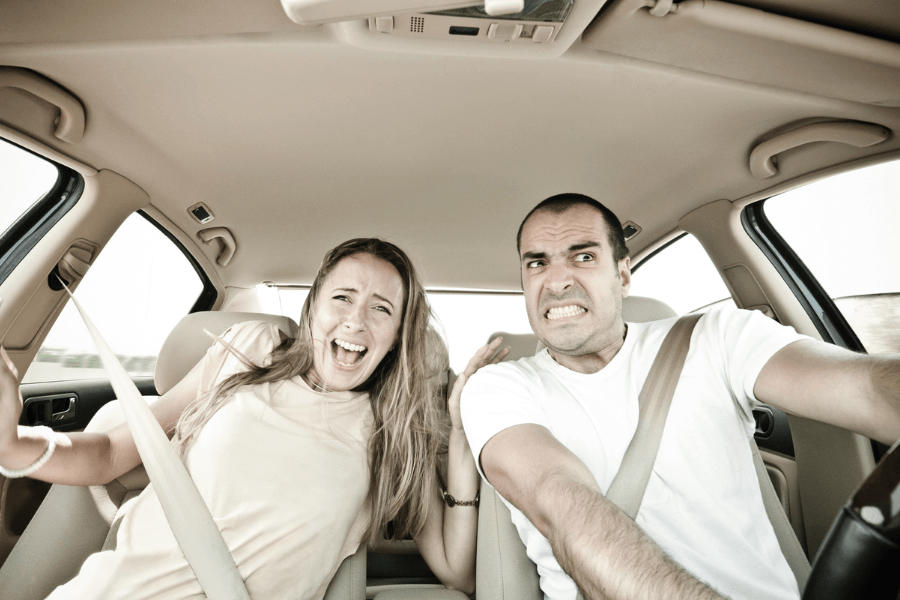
445, 494, 456, 507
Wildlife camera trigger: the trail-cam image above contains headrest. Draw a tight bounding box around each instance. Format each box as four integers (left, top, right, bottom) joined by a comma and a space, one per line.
621, 295, 677, 323
487, 332, 542, 362
154, 312, 299, 395
487, 295, 678, 362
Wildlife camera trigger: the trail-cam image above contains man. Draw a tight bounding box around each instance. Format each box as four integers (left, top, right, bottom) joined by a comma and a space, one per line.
460, 193, 900, 600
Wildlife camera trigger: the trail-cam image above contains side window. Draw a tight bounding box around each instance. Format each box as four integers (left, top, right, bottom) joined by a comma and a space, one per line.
0, 139, 58, 237
762, 159, 900, 354
23, 213, 206, 383
629, 234, 735, 315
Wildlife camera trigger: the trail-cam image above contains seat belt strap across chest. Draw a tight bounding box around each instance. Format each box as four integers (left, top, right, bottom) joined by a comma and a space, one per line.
598, 312, 809, 592
64, 285, 251, 600
605, 313, 702, 518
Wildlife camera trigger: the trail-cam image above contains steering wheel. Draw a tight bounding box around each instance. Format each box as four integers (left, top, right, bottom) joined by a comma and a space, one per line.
801, 438, 900, 599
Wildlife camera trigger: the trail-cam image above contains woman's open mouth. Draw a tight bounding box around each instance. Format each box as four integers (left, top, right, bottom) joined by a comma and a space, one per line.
332, 338, 368, 367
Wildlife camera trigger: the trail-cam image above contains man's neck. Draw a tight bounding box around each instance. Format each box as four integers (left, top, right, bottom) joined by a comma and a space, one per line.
548, 324, 628, 374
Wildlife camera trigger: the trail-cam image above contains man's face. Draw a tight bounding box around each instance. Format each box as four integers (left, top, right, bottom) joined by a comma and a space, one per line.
519, 205, 631, 358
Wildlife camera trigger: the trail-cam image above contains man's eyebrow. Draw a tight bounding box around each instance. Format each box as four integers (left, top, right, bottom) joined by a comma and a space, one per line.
569, 241, 601, 253
521, 250, 547, 262
521, 241, 600, 261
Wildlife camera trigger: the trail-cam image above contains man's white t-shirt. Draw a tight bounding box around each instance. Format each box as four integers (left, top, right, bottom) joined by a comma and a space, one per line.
461, 305, 806, 600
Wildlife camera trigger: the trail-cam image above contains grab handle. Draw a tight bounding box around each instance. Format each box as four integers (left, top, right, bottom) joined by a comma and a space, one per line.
750, 121, 889, 179
0, 67, 86, 144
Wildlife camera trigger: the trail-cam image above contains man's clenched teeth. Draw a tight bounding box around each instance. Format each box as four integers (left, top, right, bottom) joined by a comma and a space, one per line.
332, 338, 368, 366
546, 305, 587, 320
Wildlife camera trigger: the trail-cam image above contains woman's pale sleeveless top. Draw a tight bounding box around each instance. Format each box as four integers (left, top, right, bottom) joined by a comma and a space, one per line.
47, 321, 373, 600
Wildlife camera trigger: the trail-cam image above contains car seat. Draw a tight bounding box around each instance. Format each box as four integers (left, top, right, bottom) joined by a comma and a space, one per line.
0, 311, 367, 600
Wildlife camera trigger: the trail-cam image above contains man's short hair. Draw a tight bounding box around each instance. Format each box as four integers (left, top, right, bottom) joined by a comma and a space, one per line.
516, 193, 629, 263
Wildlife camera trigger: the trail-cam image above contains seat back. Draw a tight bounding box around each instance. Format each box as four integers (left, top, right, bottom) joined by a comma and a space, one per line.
476, 295, 677, 600
0, 311, 365, 600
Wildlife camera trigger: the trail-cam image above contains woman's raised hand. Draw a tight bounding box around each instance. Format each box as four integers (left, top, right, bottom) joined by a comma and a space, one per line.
447, 337, 510, 430
0, 347, 24, 452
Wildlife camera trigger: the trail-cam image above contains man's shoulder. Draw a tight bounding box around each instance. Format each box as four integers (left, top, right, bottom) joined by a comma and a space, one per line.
471, 351, 546, 380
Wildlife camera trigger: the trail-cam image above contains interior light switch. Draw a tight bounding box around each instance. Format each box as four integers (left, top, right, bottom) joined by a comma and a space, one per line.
375, 16, 394, 33
532, 25, 554, 43
488, 22, 523, 40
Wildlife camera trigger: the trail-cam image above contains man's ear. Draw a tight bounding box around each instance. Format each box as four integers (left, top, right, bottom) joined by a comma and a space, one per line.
619, 256, 631, 297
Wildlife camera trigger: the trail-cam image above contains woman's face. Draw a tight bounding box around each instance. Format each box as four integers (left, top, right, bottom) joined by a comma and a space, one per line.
309, 253, 405, 391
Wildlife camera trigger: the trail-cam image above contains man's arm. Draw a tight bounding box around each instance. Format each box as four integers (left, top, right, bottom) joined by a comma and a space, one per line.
754, 340, 900, 445
480, 423, 726, 600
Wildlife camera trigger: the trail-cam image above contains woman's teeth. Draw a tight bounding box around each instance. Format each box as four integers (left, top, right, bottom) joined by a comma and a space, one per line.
335, 339, 367, 353
546, 305, 587, 320
333, 338, 367, 366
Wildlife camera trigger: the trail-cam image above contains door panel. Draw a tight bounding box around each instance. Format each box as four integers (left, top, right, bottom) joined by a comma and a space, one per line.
0, 379, 158, 567
760, 447, 807, 553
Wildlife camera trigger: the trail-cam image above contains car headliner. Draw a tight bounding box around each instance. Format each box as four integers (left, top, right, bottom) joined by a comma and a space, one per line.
1, 0, 899, 291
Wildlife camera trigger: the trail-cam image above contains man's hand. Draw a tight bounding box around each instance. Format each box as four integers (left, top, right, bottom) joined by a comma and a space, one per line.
481, 424, 726, 600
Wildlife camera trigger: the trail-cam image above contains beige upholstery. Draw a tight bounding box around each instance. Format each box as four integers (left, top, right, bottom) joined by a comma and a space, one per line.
372, 589, 469, 599
487, 331, 541, 362
475, 295, 678, 600
621, 295, 677, 323
154, 311, 298, 395
0, 311, 367, 599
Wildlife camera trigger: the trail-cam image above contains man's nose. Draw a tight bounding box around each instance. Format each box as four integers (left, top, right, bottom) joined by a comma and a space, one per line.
545, 261, 573, 292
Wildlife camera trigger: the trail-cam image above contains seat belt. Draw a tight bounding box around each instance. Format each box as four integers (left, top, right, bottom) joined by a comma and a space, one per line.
605, 314, 702, 518
578, 313, 809, 598
64, 285, 252, 600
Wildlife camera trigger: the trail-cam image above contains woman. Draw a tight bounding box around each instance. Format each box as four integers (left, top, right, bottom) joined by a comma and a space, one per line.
0, 238, 507, 599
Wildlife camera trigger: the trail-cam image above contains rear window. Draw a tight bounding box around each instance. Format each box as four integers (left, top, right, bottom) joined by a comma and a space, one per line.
257, 286, 533, 372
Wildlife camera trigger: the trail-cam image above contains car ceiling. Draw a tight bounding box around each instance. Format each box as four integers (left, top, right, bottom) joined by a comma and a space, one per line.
1, 0, 899, 292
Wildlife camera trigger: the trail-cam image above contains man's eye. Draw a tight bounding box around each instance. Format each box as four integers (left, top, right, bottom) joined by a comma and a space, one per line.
526, 260, 546, 269
573, 253, 594, 262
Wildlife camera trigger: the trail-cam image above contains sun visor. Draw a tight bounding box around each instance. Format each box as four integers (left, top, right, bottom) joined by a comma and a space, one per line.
582, 0, 900, 106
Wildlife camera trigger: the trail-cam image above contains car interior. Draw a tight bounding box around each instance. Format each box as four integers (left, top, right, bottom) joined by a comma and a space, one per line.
0, 0, 898, 598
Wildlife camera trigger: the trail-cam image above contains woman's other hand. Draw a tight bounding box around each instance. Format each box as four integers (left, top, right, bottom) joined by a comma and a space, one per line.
0, 347, 24, 453
448, 337, 510, 431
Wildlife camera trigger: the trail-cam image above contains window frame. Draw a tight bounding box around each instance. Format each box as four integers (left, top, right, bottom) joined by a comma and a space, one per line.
137, 210, 217, 313
742, 200, 887, 460
0, 139, 83, 287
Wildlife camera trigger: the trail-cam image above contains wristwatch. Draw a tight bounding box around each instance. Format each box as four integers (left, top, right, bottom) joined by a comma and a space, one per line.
442, 489, 480, 507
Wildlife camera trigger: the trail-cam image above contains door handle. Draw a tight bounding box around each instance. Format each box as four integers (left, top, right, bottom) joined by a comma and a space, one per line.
21, 394, 78, 426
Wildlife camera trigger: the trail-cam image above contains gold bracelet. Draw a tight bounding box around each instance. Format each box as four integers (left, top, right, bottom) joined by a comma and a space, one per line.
442, 489, 479, 507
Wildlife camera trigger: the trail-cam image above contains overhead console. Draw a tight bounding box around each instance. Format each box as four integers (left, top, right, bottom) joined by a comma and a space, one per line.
281, 0, 608, 58
366, 1, 572, 45
582, 0, 900, 106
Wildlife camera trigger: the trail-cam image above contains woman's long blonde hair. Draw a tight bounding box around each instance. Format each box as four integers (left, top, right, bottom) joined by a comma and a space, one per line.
172, 238, 445, 544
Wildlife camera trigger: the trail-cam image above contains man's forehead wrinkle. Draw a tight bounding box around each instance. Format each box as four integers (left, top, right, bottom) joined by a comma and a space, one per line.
522, 223, 606, 256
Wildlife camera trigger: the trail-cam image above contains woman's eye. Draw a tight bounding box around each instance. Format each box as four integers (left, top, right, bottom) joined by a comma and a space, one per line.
374, 305, 391, 315
333, 295, 350, 302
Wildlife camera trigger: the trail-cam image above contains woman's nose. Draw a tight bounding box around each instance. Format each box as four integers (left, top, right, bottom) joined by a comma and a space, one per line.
341, 304, 367, 331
